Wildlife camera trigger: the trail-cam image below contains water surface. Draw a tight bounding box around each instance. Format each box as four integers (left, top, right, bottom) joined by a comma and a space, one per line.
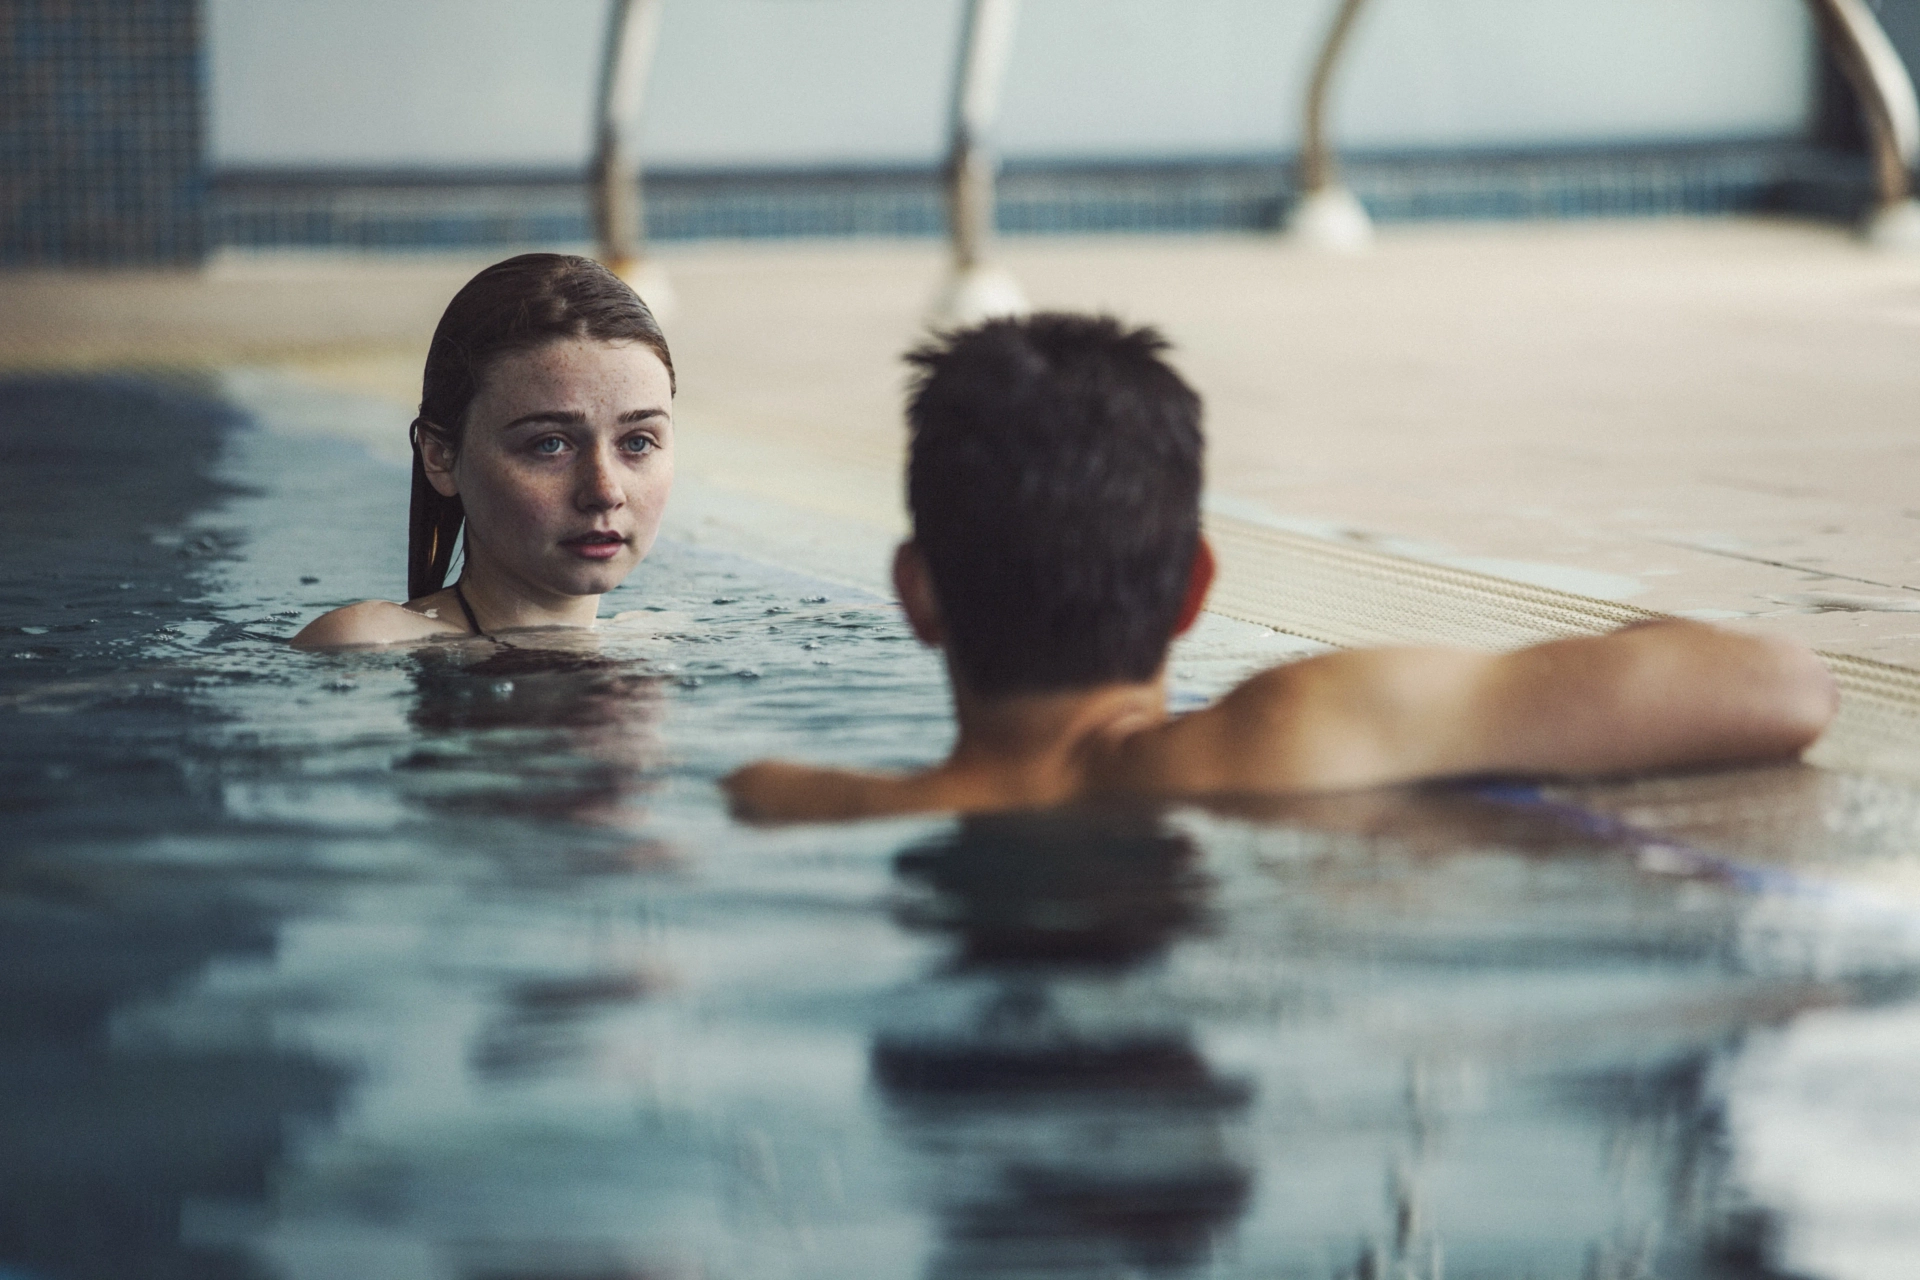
5, 374, 1920, 1280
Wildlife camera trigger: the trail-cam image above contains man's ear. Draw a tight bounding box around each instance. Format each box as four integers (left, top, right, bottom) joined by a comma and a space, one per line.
415, 421, 460, 499
1173, 537, 1216, 636
892, 541, 945, 647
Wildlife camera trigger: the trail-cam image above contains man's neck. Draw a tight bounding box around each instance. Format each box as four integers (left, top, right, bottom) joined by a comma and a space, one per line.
938, 677, 1170, 809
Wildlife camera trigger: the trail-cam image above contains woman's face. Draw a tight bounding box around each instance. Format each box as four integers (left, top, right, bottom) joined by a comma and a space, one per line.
428, 337, 675, 603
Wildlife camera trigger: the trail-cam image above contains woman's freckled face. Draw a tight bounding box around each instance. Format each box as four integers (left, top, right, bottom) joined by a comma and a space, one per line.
442, 337, 674, 602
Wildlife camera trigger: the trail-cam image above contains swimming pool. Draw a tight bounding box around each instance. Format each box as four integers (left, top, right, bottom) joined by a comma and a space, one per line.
5, 372, 1920, 1279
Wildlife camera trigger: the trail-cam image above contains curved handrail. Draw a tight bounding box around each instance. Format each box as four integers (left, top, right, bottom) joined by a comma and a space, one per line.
946, 0, 1019, 271
1809, 0, 1919, 207
935, 0, 1028, 321
592, 0, 665, 276
1293, 0, 1920, 245
1298, 0, 1372, 197
1288, 0, 1375, 250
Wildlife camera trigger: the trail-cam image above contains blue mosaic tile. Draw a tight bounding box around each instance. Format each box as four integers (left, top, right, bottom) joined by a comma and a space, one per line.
1, 0, 204, 266
205, 143, 1874, 255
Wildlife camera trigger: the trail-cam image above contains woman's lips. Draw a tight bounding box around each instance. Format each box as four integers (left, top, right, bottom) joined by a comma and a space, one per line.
562, 532, 627, 561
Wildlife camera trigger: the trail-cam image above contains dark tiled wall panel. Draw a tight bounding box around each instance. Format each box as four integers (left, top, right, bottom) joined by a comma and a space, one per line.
207, 144, 1873, 254
1, 0, 204, 266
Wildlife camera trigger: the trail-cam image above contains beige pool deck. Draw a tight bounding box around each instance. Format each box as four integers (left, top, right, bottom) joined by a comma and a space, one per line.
7, 217, 1920, 774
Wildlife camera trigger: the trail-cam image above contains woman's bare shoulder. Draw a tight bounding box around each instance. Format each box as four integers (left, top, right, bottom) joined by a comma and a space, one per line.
290, 598, 466, 650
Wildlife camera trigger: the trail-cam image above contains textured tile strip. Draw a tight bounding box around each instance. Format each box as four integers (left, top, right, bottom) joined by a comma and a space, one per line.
1204, 514, 1920, 780
201, 144, 1867, 253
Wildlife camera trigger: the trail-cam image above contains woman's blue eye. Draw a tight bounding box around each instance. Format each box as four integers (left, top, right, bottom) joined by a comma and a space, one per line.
533, 437, 566, 455
622, 435, 656, 454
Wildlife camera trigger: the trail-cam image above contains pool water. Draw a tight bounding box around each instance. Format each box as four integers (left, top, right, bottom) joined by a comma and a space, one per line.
5, 373, 1920, 1280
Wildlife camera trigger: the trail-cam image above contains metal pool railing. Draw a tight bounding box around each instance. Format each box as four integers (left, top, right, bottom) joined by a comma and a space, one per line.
1288, 0, 1920, 251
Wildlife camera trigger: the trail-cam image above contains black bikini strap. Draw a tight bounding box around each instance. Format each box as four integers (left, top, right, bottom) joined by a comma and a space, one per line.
451, 580, 489, 639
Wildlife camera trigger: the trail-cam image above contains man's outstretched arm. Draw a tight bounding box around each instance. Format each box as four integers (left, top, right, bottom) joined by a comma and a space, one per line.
1154, 621, 1838, 795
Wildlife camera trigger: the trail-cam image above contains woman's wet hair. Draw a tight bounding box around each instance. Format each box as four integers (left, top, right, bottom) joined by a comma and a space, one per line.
904, 313, 1203, 698
408, 253, 674, 600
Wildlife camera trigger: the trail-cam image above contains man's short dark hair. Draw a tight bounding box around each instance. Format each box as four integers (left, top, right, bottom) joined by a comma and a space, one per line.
905, 313, 1204, 698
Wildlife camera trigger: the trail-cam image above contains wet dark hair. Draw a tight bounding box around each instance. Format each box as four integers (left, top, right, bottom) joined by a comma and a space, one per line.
408, 253, 674, 600
904, 313, 1203, 698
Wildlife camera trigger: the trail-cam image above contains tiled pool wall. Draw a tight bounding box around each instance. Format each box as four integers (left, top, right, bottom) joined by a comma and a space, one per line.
203, 143, 1881, 256
0, 0, 206, 266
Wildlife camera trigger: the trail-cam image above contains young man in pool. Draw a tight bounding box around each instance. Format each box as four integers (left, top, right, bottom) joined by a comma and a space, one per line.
723, 314, 1837, 822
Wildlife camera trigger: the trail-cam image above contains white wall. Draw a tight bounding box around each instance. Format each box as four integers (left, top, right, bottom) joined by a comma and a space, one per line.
209, 0, 606, 167
208, 0, 1816, 171
1001, 0, 1815, 158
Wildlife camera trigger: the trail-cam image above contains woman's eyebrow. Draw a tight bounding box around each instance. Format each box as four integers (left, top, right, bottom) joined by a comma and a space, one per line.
499, 410, 586, 431
498, 407, 668, 431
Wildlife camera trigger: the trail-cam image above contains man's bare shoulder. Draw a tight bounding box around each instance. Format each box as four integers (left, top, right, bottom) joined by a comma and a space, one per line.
1110, 646, 1500, 799
289, 598, 466, 650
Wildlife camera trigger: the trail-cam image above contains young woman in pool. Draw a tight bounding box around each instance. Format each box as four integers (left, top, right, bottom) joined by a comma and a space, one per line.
293, 253, 675, 648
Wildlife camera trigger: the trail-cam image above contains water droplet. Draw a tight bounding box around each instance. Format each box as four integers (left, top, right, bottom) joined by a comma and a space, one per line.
678, 675, 704, 688
490, 680, 515, 696
801, 596, 828, 605
734, 668, 762, 680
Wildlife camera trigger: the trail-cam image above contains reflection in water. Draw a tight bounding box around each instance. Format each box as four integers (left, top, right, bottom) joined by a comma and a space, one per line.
875, 813, 1254, 1278
1181, 788, 1829, 1279
402, 645, 667, 859
400, 646, 676, 1080
0, 376, 351, 1280
0, 883, 348, 1280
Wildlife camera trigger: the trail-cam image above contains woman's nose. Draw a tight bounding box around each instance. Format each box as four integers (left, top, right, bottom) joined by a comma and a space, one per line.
575, 443, 626, 511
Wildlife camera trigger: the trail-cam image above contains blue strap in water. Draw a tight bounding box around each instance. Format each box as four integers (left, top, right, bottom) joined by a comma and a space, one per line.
1467, 780, 1797, 895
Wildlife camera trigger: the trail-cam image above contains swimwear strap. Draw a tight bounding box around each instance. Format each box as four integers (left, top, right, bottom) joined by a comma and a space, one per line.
451, 580, 490, 640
